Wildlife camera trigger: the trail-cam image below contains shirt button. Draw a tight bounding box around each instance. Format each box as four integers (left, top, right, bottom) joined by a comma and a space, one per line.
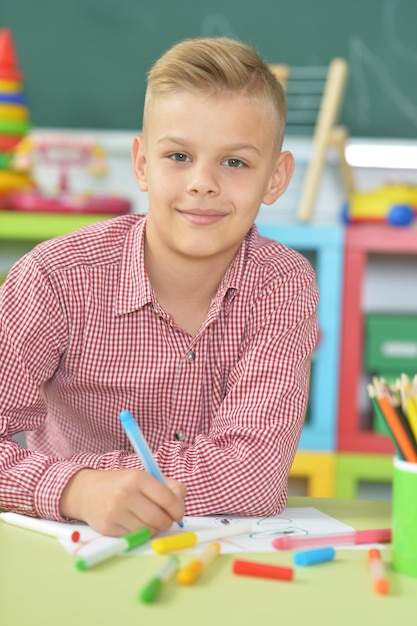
185, 351, 196, 361
174, 430, 185, 441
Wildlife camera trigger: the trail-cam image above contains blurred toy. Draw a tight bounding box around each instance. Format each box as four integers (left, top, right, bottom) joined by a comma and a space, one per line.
10, 134, 131, 215
341, 183, 417, 227
0, 28, 35, 209
271, 58, 355, 222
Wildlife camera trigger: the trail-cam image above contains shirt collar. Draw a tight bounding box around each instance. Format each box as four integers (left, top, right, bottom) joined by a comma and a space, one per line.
115, 217, 154, 315
115, 217, 252, 316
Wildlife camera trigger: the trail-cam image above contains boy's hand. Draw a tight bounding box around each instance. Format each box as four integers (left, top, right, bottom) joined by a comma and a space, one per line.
59, 468, 186, 537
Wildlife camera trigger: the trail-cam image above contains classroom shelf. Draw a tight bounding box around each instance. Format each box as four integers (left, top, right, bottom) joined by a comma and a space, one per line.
0, 210, 112, 241
0, 210, 117, 283
337, 224, 417, 454
290, 451, 336, 497
335, 453, 393, 499
257, 223, 344, 451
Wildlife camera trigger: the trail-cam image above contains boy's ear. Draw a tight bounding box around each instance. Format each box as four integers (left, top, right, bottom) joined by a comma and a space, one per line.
131, 135, 148, 192
262, 151, 295, 205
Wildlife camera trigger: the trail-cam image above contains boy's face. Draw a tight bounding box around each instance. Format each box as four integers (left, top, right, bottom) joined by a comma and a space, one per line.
132, 90, 293, 266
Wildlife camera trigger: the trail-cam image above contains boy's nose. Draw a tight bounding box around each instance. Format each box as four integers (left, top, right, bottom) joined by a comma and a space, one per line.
186, 163, 220, 195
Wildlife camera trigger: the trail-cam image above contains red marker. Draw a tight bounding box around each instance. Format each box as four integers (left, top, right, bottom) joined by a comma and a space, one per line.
232, 559, 294, 581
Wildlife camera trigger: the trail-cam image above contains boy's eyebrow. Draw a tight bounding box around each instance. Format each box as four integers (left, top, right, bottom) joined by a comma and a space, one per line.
225, 142, 262, 155
157, 135, 262, 155
156, 136, 189, 147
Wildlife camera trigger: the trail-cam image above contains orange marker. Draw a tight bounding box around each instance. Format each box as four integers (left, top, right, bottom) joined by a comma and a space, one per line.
368, 549, 389, 595
177, 542, 221, 585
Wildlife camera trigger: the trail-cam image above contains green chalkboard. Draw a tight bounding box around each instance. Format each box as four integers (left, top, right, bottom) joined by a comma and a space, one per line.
2, 0, 417, 139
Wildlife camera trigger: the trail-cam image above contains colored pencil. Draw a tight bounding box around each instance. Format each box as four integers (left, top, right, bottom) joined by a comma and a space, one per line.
368, 384, 404, 460
375, 388, 417, 462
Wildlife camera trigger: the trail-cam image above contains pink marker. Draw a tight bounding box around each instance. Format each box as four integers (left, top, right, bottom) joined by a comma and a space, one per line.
272, 528, 391, 551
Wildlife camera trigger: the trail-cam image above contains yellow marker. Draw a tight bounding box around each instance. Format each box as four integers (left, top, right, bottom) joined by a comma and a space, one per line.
177, 542, 221, 585
152, 532, 199, 553
151, 519, 252, 554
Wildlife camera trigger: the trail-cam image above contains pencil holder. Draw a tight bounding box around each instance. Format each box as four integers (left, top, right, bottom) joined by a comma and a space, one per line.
392, 457, 417, 577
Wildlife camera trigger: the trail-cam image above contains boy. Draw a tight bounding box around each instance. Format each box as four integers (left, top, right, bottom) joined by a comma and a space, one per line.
0, 37, 318, 537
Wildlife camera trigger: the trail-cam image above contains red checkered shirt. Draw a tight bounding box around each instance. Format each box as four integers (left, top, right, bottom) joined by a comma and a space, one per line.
0, 215, 319, 521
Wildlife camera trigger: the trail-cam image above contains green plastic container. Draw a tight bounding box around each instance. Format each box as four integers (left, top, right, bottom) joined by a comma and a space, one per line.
392, 457, 417, 577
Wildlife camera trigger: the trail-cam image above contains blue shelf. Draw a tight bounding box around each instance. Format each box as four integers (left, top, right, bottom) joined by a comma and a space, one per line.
256, 223, 344, 451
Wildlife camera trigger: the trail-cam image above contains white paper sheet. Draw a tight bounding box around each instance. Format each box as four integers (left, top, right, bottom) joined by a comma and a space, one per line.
59, 507, 355, 556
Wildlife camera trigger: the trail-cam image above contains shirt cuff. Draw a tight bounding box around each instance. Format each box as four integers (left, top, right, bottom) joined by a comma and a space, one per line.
33, 461, 90, 522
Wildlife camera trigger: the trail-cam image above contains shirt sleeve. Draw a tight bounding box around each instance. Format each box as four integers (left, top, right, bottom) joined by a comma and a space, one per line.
153, 260, 319, 517
0, 253, 96, 519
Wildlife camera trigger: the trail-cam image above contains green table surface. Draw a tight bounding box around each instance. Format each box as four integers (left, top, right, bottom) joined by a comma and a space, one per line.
1, 497, 415, 626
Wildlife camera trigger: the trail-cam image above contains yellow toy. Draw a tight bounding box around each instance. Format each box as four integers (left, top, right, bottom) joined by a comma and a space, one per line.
342, 183, 417, 226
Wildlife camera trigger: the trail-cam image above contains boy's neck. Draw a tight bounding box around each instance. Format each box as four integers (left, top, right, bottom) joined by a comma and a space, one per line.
144, 244, 237, 337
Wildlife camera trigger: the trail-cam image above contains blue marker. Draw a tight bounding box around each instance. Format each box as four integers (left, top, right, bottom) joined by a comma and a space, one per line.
293, 546, 335, 567
119, 410, 184, 528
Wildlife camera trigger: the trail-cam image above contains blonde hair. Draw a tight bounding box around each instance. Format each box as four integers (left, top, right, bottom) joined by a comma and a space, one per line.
143, 37, 287, 149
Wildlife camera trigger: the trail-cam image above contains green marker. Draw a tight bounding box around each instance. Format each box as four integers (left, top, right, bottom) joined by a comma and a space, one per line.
75, 527, 152, 570
140, 556, 179, 603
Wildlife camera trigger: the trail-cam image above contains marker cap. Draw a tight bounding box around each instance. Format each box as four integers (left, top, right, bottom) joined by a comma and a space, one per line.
177, 561, 204, 585
293, 546, 335, 566
140, 578, 162, 603
124, 527, 152, 550
369, 548, 389, 594
152, 531, 197, 554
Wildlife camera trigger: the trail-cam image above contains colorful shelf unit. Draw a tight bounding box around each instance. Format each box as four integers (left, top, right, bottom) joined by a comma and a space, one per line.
0, 211, 116, 284
257, 223, 344, 451
335, 453, 393, 499
337, 225, 417, 454
289, 451, 336, 497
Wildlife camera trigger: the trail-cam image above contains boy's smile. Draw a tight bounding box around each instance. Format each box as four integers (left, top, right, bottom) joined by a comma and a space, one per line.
132, 90, 293, 270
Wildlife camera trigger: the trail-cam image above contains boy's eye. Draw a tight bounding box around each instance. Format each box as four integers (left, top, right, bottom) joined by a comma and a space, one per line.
223, 158, 245, 168
170, 153, 190, 162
